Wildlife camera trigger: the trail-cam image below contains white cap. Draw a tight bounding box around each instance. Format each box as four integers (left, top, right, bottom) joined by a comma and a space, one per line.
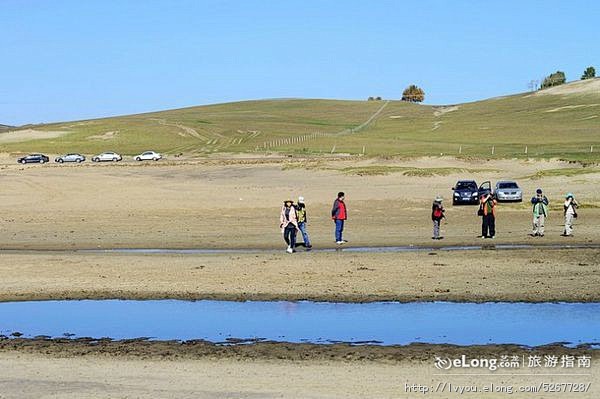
298, 196, 305, 203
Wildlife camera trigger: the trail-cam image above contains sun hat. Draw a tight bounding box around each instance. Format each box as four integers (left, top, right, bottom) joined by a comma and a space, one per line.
536, 188, 543, 194
298, 196, 305, 203
435, 195, 443, 202
566, 192, 574, 198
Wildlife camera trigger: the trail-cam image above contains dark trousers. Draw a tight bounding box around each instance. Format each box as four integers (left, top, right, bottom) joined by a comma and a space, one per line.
482, 214, 496, 238
284, 226, 297, 248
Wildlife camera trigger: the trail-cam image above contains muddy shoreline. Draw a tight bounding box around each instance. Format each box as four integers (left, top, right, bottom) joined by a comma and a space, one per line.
1, 337, 598, 362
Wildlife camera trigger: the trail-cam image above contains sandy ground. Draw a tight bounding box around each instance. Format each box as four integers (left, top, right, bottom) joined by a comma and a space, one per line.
0, 347, 597, 399
0, 129, 69, 143
0, 249, 599, 303
1, 155, 599, 398
0, 156, 598, 250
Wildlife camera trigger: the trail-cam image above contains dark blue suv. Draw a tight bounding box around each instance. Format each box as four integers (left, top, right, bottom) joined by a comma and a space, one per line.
452, 180, 491, 205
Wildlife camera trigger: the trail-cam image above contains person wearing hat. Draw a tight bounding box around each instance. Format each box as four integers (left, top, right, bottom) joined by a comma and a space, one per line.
530, 188, 549, 237
431, 195, 446, 240
331, 191, 348, 244
562, 192, 579, 237
296, 196, 312, 249
280, 199, 299, 253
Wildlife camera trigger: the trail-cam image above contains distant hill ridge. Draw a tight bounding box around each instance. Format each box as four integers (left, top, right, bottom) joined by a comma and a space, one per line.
0, 78, 599, 162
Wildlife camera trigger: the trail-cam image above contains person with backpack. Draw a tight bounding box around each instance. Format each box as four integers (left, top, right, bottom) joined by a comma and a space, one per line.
296, 196, 312, 249
562, 192, 579, 237
431, 195, 446, 240
530, 188, 549, 237
280, 200, 299, 253
331, 192, 347, 244
479, 191, 497, 239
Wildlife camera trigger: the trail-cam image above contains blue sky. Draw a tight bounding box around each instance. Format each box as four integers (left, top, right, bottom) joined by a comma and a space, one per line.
2, 0, 598, 125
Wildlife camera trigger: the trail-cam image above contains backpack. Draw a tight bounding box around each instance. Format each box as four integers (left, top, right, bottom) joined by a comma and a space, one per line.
433, 205, 443, 219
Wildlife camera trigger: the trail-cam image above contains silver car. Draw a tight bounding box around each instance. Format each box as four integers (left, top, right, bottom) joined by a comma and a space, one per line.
92, 152, 122, 162
55, 153, 85, 163
495, 180, 523, 202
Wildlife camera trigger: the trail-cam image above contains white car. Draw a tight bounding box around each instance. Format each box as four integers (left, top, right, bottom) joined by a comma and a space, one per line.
134, 151, 162, 161
92, 152, 122, 162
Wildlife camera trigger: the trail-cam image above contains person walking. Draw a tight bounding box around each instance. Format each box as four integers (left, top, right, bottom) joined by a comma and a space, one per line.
562, 192, 579, 237
280, 200, 299, 253
431, 195, 446, 240
331, 192, 347, 244
531, 188, 549, 237
479, 191, 497, 239
296, 196, 312, 249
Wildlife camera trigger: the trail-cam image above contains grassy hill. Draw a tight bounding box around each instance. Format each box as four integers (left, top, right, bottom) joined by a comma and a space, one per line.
1, 79, 599, 162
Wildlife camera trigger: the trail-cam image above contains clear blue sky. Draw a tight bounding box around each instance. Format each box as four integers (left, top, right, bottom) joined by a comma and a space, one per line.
2, 0, 598, 125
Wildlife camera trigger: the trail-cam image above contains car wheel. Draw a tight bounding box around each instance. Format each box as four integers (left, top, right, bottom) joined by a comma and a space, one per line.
20, 159, 26, 164
77, 159, 82, 163
153, 157, 158, 161
58, 159, 64, 163
40, 159, 45, 164
113, 158, 118, 162
135, 157, 141, 161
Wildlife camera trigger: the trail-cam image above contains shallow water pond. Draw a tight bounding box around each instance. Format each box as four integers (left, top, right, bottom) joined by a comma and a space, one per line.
0, 300, 598, 347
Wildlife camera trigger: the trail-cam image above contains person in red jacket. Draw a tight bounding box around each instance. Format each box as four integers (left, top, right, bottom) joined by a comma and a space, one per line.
331, 192, 348, 244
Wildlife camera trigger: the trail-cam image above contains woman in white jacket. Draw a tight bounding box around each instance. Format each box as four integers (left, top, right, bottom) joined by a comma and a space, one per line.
280, 200, 299, 253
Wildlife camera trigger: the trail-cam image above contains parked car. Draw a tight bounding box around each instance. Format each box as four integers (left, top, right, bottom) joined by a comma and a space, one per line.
134, 151, 162, 161
495, 180, 523, 202
92, 152, 122, 162
55, 153, 86, 163
452, 180, 492, 205
452, 180, 479, 205
17, 154, 50, 164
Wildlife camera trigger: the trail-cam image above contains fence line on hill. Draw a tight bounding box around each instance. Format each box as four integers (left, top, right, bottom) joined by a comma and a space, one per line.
258, 101, 390, 151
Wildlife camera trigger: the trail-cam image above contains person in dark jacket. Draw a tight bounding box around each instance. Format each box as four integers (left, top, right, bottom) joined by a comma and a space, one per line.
331, 192, 347, 244
530, 188, 549, 237
431, 195, 446, 240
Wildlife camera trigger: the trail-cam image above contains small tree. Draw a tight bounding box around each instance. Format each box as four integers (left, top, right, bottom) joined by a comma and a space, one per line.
402, 85, 425, 102
581, 66, 596, 80
540, 71, 566, 89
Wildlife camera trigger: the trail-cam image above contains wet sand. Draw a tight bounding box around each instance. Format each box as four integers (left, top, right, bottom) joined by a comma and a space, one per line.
0, 341, 597, 398
0, 248, 599, 303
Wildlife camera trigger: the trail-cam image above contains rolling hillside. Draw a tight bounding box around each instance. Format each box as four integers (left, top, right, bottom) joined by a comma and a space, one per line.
1, 79, 599, 161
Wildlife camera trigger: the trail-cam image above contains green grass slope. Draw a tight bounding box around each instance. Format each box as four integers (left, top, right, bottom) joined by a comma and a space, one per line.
1, 79, 599, 161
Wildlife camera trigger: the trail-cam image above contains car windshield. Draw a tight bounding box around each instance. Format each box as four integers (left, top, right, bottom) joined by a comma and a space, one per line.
456, 182, 477, 190
498, 182, 518, 189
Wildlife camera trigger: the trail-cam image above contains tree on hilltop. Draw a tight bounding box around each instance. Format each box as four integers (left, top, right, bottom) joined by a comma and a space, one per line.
581, 66, 596, 80
540, 71, 566, 89
402, 85, 425, 102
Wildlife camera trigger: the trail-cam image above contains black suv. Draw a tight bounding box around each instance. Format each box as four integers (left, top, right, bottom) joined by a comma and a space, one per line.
452, 180, 492, 205
17, 154, 50, 164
